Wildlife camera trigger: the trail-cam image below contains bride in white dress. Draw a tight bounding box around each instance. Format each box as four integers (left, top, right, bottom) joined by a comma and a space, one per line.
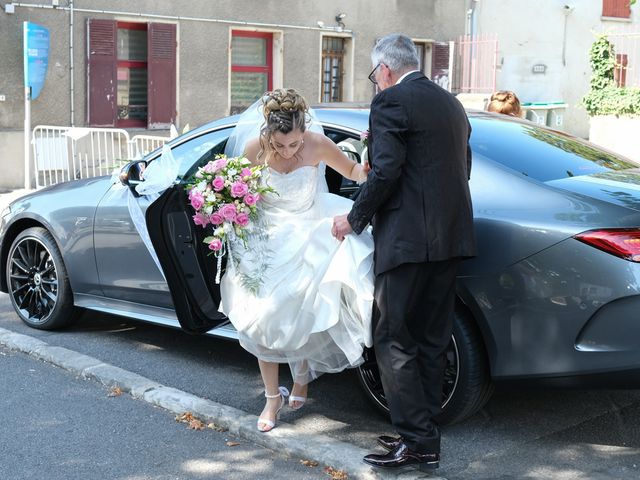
219, 89, 374, 432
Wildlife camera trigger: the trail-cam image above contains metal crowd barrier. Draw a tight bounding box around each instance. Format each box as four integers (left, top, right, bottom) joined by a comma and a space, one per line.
31, 126, 170, 188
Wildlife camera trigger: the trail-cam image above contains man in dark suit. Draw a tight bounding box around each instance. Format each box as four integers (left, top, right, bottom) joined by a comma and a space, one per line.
332, 33, 476, 471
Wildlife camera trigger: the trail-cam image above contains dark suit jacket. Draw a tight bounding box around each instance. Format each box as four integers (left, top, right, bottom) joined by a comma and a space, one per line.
348, 72, 476, 275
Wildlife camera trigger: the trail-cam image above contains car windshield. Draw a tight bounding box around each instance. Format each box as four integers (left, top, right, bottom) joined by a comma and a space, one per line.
469, 117, 638, 182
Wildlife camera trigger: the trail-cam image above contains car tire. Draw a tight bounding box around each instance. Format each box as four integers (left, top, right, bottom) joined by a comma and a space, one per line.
6, 227, 79, 330
356, 302, 493, 425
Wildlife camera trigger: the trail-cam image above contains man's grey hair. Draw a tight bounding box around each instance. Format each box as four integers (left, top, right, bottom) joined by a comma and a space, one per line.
371, 34, 420, 73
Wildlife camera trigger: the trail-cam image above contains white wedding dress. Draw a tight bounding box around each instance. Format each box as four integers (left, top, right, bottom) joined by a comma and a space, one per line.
219, 164, 374, 384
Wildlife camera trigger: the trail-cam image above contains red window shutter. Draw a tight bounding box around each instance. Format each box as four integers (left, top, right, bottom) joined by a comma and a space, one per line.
615, 54, 629, 87
148, 23, 176, 129
87, 19, 116, 127
603, 0, 631, 18
431, 42, 450, 82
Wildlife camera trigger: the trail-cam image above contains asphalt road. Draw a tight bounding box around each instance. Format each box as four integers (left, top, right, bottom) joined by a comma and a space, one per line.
0, 344, 323, 480
2, 293, 640, 479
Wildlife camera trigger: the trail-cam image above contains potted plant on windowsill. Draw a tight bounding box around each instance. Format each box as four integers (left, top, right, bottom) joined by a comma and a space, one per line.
583, 33, 640, 162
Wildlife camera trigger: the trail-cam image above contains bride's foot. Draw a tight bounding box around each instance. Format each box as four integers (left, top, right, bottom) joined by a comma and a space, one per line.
257, 386, 289, 432
289, 382, 308, 410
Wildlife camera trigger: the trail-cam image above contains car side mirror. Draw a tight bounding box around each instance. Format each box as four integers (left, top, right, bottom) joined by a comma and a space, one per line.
119, 160, 147, 188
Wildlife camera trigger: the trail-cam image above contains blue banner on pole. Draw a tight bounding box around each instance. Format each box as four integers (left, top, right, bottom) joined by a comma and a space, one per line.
23, 22, 50, 100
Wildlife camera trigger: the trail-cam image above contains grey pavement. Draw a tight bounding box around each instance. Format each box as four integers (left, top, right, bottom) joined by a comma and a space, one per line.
0, 322, 436, 480
0, 344, 325, 480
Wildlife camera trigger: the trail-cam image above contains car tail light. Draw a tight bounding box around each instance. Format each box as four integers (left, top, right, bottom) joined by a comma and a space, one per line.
574, 229, 640, 262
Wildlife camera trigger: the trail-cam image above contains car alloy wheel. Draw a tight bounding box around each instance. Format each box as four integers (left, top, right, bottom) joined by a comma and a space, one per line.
356, 304, 493, 425
6, 227, 78, 330
9, 236, 59, 323
356, 335, 460, 414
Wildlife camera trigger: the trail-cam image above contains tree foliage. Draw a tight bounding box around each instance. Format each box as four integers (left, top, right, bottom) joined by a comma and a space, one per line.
582, 35, 640, 116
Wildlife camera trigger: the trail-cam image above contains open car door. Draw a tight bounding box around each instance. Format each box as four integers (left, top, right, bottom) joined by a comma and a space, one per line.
145, 185, 228, 334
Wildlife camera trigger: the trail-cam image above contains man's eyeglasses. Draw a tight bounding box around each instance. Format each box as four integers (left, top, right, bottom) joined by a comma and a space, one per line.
368, 63, 382, 84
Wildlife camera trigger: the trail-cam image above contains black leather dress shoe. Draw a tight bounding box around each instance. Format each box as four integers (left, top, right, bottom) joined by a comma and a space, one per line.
363, 441, 440, 471
377, 435, 402, 451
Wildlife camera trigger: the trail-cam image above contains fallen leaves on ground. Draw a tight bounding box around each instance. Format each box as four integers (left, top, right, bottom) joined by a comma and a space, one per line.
300, 459, 319, 467
225, 441, 240, 447
207, 422, 228, 432
175, 412, 205, 430
188, 419, 205, 430
175, 412, 195, 423
107, 386, 122, 397
324, 466, 348, 479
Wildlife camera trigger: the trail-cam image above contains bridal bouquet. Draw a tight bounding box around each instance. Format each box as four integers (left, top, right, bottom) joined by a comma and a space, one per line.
186, 155, 275, 282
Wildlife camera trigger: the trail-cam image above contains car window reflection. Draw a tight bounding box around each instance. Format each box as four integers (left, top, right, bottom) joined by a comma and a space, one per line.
470, 118, 638, 182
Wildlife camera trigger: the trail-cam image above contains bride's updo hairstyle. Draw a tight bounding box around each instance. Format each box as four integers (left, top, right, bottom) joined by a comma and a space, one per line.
259, 88, 309, 159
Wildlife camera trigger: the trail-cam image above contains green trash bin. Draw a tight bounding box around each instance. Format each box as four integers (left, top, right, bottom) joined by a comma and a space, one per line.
522, 102, 567, 128
547, 101, 567, 128
522, 102, 549, 126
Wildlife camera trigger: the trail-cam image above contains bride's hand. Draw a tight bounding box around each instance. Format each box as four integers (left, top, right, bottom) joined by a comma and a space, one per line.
358, 160, 370, 184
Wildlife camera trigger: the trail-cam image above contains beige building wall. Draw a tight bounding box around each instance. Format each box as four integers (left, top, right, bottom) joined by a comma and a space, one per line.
0, 0, 472, 188
473, 0, 639, 139
0, 0, 466, 131
0, 0, 467, 189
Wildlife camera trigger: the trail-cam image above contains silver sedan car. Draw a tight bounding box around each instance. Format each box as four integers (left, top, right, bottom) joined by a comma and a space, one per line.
2, 108, 640, 425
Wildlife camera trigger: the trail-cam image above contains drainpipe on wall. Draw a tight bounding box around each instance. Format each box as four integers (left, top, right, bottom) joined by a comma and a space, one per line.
465, 0, 479, 92
471, 0, 479, 38
562, 5, 575, 67
69, 0, 74, 126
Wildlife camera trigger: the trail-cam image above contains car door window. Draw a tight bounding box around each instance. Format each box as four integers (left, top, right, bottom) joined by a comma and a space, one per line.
324, 128, 366, 197
166, 127, 234, 178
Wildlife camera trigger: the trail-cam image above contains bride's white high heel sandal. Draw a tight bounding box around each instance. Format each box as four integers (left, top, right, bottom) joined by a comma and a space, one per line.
289, 383, 307, 411
257, 386, 289, 432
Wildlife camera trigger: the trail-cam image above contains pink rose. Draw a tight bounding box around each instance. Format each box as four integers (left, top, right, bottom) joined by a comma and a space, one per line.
243, 193, 258, 206
212, 158, 228, 172
234, 213, 249, 227
189, 190, 204, 210
212, 176, 225, 192
192, 212, 210, 227
210, 212, 224, 225
241, 167, 252, 178
219, 203, 237, 221
230, 180, 249, 198
203, 161, 216, 174
208, 238, 223, 251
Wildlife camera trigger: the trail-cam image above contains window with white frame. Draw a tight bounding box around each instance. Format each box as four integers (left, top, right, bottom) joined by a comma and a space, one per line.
321, 36, 345, 102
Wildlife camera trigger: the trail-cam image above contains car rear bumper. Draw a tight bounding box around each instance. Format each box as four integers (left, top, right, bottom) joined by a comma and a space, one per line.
465, 237, 640, 382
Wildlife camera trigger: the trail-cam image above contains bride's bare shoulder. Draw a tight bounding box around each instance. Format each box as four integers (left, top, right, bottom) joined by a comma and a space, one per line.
304, 130, 335, 152
304, 130, 326, 144
243, 138, 261, 165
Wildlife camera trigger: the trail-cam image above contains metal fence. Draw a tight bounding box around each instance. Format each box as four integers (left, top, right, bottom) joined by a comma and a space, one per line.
31, 126, 170, 188
452, 33, 499, 94
607, 29, 640, 88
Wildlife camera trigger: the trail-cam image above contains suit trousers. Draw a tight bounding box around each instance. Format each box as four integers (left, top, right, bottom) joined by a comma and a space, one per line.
372, 258, 460, 454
